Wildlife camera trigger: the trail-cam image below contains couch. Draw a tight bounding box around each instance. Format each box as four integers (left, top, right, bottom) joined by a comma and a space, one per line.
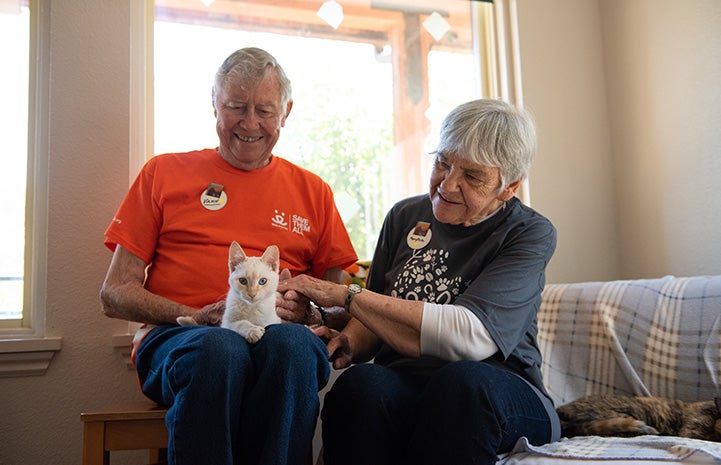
498, 274, 721, 465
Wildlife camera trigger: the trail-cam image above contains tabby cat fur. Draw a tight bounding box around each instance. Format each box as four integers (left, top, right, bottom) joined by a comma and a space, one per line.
557, 395, 721, 441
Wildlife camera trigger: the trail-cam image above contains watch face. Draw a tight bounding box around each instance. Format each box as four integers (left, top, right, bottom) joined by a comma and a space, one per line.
348, 283, 362, 294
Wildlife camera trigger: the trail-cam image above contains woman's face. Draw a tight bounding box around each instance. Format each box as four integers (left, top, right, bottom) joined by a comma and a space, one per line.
429, 152, 520, 226
213, 71, 292, 170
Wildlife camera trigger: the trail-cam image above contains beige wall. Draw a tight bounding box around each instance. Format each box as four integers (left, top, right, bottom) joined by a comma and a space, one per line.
518, 0, 721, 282
601, 0, 721, 279
517, 0, 620, 282
1, 1, 720, 464
1, 2, 148, 465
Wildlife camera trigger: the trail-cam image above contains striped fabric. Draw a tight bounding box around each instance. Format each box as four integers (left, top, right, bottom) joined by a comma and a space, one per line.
505, 435, 721, 461
537, 275, 721, 406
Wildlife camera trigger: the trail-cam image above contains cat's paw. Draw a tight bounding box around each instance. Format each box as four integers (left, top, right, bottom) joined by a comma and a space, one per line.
176, 316, 198, 326
631, 421, 659, 435
245, 326, 266, 344
618, 419, 659, 436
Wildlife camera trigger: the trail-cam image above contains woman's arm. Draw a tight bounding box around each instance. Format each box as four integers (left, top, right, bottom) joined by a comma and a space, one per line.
420, 303, 498, 361
277, 274, 424, 358
345, 285, 424, 357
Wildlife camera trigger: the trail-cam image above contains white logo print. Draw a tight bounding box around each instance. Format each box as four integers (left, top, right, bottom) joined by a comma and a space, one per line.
271, 210, 310, 236
272, 210, 288, 229
291, 214, 311, 236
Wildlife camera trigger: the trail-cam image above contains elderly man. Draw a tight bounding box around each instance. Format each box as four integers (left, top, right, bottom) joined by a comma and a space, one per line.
100, 47, 357, 465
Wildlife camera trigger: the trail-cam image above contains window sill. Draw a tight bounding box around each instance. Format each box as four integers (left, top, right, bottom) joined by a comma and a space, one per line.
0, 337, 62, 377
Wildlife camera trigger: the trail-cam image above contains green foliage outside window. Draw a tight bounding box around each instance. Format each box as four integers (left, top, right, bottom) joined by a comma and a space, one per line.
287, 113, 394, 260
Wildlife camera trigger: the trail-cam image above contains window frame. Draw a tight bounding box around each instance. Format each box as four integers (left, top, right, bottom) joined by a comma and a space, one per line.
0, 0, 61, 377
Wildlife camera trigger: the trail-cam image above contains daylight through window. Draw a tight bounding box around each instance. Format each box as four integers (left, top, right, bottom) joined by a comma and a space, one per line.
0, 2, 29, 323
153, 0, 479, 259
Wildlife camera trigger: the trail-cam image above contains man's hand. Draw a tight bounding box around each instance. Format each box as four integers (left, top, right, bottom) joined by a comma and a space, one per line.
276, 268, 315, 324
191, 300, 225, 326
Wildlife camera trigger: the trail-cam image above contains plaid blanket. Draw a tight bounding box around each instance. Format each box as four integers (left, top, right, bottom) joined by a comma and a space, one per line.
538, 275, 721, 406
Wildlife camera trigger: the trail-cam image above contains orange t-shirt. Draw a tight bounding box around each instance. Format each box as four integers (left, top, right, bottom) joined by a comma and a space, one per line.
104, 149, 358, 308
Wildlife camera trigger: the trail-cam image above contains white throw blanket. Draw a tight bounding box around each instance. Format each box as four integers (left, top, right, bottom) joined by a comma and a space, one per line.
504, 435, 721, 461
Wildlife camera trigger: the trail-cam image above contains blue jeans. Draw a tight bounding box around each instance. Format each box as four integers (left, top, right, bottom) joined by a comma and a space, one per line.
321, 360, 558, 465
135, 323, 330, 465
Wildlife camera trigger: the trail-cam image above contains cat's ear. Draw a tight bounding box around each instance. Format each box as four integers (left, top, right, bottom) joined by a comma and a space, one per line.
228, 241, 247, 271
279, 268, 292, 281
262, 245, 280, 272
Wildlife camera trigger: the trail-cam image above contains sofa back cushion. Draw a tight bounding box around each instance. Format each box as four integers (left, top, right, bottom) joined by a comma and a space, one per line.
538, 275, 721, 406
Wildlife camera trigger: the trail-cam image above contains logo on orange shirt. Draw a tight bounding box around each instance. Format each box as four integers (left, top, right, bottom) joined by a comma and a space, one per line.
272, 210, 288, 229
271, 210, 310, 236
291, 214, 311, 236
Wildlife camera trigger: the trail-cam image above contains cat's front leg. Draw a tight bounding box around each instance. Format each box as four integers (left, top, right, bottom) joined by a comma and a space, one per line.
589, 418, 660, 436
244, 326, 266, 344
224, 320, 266, 344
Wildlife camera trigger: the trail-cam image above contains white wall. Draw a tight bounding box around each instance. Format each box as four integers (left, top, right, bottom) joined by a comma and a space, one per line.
1, 1, 720, 465
518, 0, 721, 282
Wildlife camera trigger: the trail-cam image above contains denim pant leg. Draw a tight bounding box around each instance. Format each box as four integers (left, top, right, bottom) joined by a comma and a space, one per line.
321, 363, 421, 465
407, 361, 555, 465
136, 325, 252, 465
239, 323, 330, 465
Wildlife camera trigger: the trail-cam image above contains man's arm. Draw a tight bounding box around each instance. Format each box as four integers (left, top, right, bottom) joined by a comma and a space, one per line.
99, 245, 198, 325
321, 266, 345, 285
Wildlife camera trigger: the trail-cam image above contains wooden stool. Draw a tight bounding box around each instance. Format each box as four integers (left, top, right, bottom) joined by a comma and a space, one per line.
81, 401, 168, 465
81, 401, 316, 465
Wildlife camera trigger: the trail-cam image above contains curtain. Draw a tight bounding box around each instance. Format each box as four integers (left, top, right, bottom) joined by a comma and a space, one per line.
473, 0, 531, 205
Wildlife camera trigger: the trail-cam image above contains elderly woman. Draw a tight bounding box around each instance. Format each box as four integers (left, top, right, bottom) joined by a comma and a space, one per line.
278, 99, 560, 465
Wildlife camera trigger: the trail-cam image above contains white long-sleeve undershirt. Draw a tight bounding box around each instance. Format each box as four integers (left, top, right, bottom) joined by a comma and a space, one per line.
420, 302, 498, 361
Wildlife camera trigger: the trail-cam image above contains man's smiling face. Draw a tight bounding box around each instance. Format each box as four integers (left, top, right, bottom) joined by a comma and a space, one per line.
213, 70, 292, 170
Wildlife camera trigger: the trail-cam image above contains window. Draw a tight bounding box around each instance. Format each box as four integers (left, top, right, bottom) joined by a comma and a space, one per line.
151, 0, 480, 259
0, 1, 29, 326
0, 0, 59, 374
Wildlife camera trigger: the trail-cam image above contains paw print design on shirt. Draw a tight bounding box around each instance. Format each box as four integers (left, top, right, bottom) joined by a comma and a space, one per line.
391, 248, 462, 304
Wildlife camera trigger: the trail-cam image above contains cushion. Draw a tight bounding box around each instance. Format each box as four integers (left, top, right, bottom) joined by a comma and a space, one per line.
538, 275, 721, 406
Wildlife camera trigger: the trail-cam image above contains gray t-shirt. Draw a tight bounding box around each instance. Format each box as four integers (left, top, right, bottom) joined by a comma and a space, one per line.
369, 194, 557, 399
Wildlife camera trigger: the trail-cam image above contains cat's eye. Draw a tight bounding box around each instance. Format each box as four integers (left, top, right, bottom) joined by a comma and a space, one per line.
259, 278, 267, 285
238, 278, 248, 285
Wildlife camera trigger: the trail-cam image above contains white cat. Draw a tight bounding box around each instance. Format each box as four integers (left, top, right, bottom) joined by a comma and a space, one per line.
177, 242, 281, 343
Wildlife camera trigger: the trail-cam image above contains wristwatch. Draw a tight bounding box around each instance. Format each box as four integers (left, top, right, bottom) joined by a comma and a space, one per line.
308, 301, 327, 326
345, 283, 362, 312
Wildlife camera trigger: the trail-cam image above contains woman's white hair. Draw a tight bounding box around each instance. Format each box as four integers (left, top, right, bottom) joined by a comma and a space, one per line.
434, 99, 536, 191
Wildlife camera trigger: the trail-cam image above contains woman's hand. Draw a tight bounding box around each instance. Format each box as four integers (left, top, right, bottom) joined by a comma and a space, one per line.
312, 325, 353, 369
276, 273, 346, 309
